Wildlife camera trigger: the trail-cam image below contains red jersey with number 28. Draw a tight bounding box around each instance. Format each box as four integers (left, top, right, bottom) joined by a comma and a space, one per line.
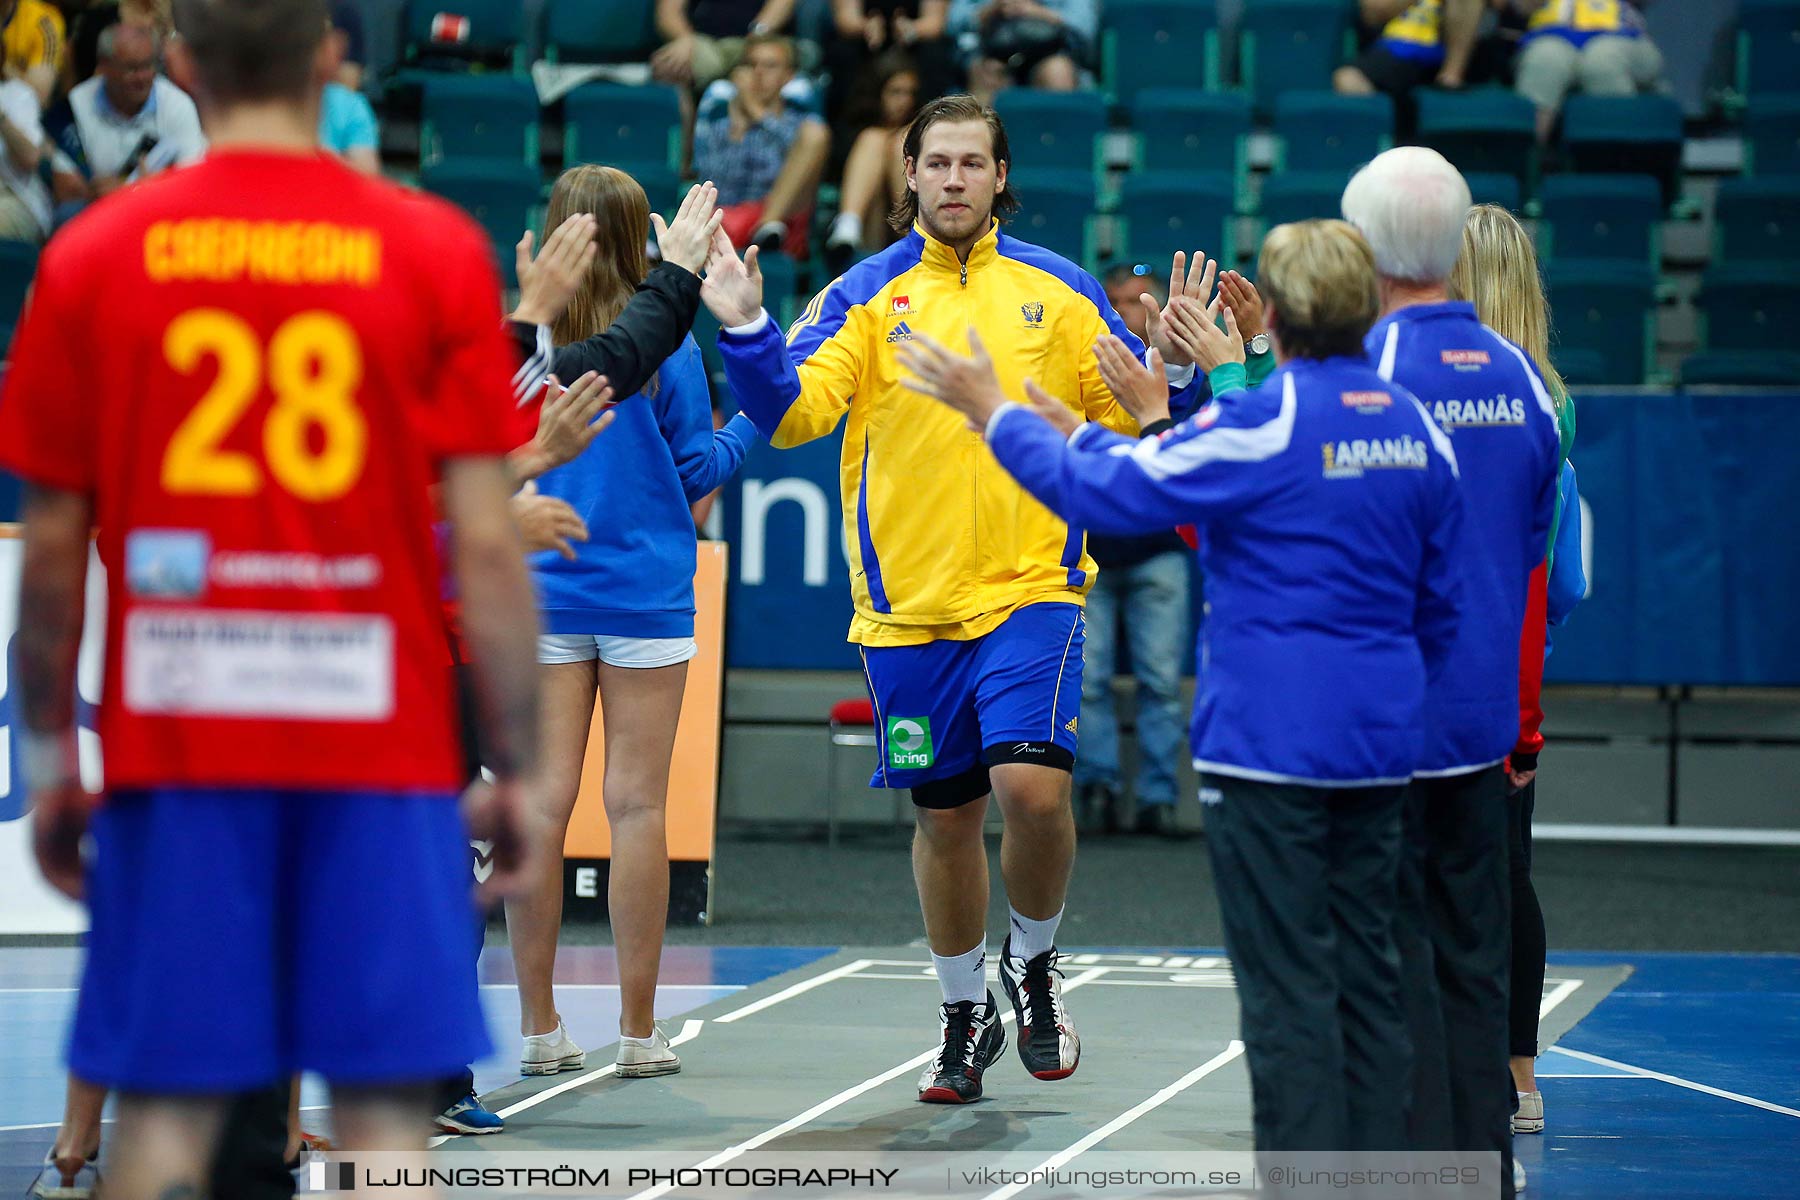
0, 150, 518, 793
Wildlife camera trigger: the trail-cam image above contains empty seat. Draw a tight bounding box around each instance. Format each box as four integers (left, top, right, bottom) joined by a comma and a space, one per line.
1007, 168, 1098, 267
1116, 171, 1237, 271
0, 241, 36, 332
1738, 0, 1800, 96
1538, 174, 1662, 264
994, 91, 1106, 171
1698, 264, 1800, 353
1714, 176, 1800, 265
1133, 90, 1252, 179
563, 83, 682, 171
1546, 260, 1657, 385
1680, 350, 1800, 387
420, 161, 542, 287
1238, 0, 1352, 116
1274, 91, 1392, 173
1552, 348, 1609, 387
1258, 171, 1350, 228
421, 75, 539, 166
1746, 95, 1800, 175
544, 0, 658, 64
402, 0, 527, 72
1103, 0, 1223, 105
1415, 87, 1537, 193
1560, 94, 1684, 204
1464, 171, 1523, 212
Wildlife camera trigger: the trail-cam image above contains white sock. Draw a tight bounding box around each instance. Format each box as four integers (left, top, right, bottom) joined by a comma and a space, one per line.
620, 1031, 658, 1045
753, 219, 786, 245
1008, 906, 1063, 961
828, 211, 862, 247
931, 940, 988, 1006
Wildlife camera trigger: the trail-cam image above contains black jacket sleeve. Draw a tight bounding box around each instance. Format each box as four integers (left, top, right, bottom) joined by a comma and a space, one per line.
546, 262, 704, 398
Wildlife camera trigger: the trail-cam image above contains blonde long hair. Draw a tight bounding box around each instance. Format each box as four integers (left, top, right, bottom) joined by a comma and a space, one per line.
1448, 204, 1568, 405
544, 165, 649, 349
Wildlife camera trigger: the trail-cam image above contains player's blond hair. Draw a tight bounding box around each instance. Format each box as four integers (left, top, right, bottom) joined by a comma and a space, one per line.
1257, 220, 1381, 361
545, 164, 650, 352
1449, 204, 1569, 406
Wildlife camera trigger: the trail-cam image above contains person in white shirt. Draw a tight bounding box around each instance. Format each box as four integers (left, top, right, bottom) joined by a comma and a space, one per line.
46, 22, 205, 225
0, 74, 48, 240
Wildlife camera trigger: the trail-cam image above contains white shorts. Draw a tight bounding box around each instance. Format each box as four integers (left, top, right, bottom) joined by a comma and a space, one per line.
537, 634, 698, 669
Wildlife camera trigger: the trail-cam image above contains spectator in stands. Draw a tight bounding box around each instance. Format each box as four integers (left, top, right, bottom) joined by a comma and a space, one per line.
694, 33, 829, 257
824, 49, 920, 271
0, 63, 48, 241
330, 0, 365, 90
653, 0, 796, 92
320, 7, 378, 174
824, 1, 953, 120
3, 0, 66, 104
1335, 1, 1485, 99
950, 0, 1095, 102
46, 23, 204, 225
1508, 0, 1664, 143
1068, 264, 1193, 838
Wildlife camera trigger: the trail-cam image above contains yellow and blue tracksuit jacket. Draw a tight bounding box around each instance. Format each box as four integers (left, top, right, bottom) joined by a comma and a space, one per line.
717, 220, 1147, 646
1525, 0, 1643, 47
1378, 0, 1445, 64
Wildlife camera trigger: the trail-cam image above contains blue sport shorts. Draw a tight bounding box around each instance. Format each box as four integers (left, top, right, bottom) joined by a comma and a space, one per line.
69, 786, 491, 1092
860, 601, 1084, 807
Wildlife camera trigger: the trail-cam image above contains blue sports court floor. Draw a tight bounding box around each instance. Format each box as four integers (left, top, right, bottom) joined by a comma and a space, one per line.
2, 944, 1795, 1198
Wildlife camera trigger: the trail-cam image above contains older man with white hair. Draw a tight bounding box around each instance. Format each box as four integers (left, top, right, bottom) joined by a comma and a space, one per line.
1343, 146, 1559, 1199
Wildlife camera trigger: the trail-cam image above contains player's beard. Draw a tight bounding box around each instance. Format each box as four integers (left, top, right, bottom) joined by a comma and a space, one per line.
920, 195, 992, 248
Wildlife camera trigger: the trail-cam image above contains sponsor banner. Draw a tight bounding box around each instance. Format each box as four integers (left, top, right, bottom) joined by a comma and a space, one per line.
712, 393, 1800, 686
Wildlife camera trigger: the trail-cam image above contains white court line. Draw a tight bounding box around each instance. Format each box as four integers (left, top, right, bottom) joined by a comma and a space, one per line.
1549, 1047, 1800, 1119
429, 1019, 708, 1147
0, 984, 746, 995
713, 958, 875, 1024
625, 967, 1111, 1200
843, 972, 1234, 988
1539, 978, 1582, 1020
977, 1042, 1248, 1200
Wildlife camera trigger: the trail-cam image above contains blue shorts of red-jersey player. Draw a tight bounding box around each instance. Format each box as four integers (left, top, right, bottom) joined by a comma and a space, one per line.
69, 787, 489, 1092
859, 601, 1085, 811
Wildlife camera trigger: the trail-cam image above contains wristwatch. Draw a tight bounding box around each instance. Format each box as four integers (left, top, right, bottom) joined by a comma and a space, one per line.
1246, 332, 1272, 356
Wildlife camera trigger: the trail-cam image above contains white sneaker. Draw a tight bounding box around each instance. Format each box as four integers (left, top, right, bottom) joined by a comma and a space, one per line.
520, 1019, 586, 1076
615, 1023, 681, 1078
28, 1149, 99, 1200
1513, 1090, 1544, 1133
1513, 1158, 1528, 1193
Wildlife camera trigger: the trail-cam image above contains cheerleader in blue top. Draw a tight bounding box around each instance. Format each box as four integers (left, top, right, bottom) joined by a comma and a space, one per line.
504, 166, 759, 1081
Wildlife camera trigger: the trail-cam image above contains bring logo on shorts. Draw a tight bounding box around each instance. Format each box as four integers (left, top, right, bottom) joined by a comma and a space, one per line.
887, 715, 935, 769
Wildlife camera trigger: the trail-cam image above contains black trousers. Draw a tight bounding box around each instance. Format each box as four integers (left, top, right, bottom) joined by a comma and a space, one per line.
1202, 774, 1411, 1153
1397, 767, 1515, 1197
1506, 782, 1546, 1061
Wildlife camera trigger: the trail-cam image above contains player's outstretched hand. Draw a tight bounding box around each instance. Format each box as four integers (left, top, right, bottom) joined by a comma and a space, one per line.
463, 776, 544, 907
1144, 250, 1218, 369
1023, 379, 1081, 438
653, 182, 723, 276
1217, 270, 1266, 342
1095, 335, 1172, 428
897, 329, 1009, 431
700, 228, 764, 327
512, 212, 598, 327
535, 372, 617, 470
1164, 294, 1245, 375
32, 781, 92, 901
512, 485, 589, 560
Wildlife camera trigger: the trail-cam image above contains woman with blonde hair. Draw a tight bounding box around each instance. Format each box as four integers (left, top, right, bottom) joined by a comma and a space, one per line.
1449, 202, 1580, 1140
506, 165, 759, 1079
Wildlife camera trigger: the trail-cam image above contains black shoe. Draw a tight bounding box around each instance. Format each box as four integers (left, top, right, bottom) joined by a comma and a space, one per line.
824, 237, 856, 277
1077, 781, 1121, 834
1134, 803, 1178, 837
917, 991, 1006, 1103
999, 936, 1081, 1080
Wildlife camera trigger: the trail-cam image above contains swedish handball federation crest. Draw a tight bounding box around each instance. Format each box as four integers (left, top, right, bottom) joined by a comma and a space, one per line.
1021, 302, 1045, 328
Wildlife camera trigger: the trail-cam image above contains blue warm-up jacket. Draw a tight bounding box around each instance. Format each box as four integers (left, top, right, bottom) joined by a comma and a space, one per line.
532, 335, 757, 638
1367, 302, 1561, 775
986, 356, 1466, 787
